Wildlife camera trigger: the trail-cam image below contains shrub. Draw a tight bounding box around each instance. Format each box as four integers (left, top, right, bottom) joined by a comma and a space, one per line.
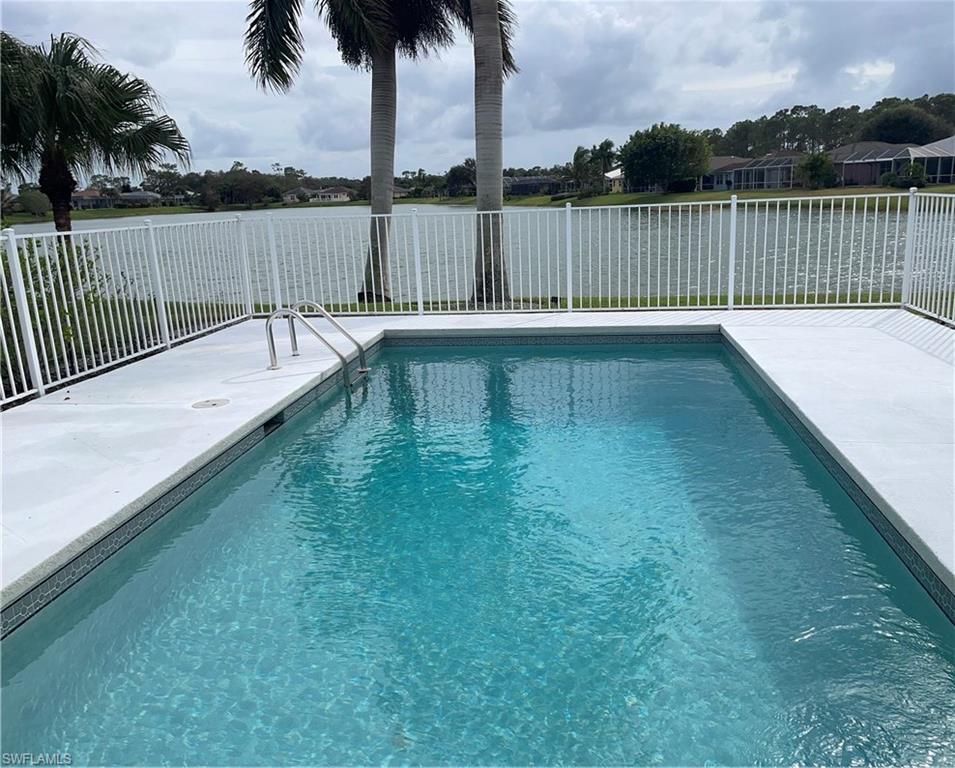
896, 162, 927, 188
17, 189, 51, 216
619, 123, 710, 192
665, 178, 697, 193
881, 163, 927, 188
550, 192, 576, 202
796, 153, 839, 190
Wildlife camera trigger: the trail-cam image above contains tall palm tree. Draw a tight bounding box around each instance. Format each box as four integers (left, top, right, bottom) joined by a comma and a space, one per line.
463, 0, 517, 306
246, 0, 454, 304
1, 33, 190, 232
246, 0, 515, 306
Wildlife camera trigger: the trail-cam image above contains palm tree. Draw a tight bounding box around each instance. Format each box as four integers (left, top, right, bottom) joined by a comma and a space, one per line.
1, 33, 190, 232
591, 139, 617, 175
571, 145, 593, 192
246, 0, 454, 305
464, 0, 517, 306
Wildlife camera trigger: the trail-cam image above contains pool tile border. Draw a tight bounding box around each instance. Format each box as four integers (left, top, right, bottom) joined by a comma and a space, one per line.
3, 330, 951, 636
0, 347, 377, 638
385, 332, 722, 346
723, 340, 955, 624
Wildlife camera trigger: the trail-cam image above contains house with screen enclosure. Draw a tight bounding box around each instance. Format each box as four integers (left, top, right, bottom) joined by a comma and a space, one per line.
908, 135, 955, 183
508, 176, 560, 195
117, 190, 162, 207
731, 151, 804, 190
699, 156, 752, 191
828, 141, 915, 186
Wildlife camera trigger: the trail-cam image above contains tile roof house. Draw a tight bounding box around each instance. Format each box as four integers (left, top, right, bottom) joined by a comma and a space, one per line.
71, 188, 113, 210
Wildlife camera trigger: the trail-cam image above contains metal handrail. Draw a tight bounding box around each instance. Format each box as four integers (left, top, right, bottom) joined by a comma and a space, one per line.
265, 309, 370, 396
290, 300, 369, 373
265, 308, 347, 371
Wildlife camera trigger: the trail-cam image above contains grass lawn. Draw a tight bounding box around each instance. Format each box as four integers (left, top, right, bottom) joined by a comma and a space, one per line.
505, 184, 955, 208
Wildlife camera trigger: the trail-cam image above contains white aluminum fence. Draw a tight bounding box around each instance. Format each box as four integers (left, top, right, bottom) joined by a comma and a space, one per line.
1, 189, 952, 406
906, 193, 955, 323
1, 220, 247, 402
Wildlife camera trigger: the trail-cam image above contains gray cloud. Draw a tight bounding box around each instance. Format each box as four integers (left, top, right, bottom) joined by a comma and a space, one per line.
3, 0, 952, 179
188, 111, 253, 160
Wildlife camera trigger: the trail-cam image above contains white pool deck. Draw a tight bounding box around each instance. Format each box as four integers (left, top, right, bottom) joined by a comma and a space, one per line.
1, 308, 953, 609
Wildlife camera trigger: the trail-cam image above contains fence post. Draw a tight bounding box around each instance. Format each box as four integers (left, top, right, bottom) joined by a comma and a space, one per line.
3, 228, 45, 396
901, 186, 918, 306
266, 214, 283, 310
411, 207, 424, 315
144, 220, 171, 349
235, 214, 254, 317
565, 202, 573, 312
726, 195, 738, 310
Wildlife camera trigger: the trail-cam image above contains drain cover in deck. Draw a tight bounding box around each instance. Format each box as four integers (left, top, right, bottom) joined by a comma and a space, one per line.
191, 398, 230, 409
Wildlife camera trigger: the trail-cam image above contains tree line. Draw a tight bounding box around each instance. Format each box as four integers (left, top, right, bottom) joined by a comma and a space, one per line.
702, 94, 954, 156
557, 93, 955, 196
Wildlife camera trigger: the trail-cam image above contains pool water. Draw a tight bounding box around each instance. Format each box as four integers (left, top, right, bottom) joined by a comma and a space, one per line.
3, 343, 953, 765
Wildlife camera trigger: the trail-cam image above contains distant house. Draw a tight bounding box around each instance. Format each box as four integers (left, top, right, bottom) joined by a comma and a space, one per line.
828, 142, 913, 186
393, 186, 412, 199
117, 190, 162, 207
508, 176, 559, 196
699, 156, 751, 191
283, 186, 352, 203
71, 188, 112, 210
604, 167, 625, 194
908, 135, 955, 184
314, 186, 353, 202
282, 186, 318, 203
732, 152, 804, 190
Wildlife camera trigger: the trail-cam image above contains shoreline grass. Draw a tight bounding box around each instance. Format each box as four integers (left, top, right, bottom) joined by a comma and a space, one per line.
6, 184, 952, 228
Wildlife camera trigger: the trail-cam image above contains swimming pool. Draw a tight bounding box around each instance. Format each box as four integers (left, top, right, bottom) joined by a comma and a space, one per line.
2, 342, 953, 765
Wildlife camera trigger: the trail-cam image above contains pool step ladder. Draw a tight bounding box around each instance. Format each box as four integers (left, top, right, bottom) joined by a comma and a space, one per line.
265, 302, 370, 391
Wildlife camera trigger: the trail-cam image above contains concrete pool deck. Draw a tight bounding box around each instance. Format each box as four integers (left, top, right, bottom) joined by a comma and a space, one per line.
2, 308, 953, 621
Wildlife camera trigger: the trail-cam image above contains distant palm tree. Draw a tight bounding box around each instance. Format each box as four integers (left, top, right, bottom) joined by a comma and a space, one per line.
246, 0, 454, 304
1, 33, 190, 232
465, 0, 517, 306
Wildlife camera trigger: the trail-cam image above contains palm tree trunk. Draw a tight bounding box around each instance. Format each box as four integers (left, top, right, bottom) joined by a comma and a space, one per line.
359, 43, 396, 305
471, 0, 509, 307
38, 148, 76, 232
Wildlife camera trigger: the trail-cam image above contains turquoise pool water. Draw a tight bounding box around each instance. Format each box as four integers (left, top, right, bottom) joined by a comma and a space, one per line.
2, 343, 953, 766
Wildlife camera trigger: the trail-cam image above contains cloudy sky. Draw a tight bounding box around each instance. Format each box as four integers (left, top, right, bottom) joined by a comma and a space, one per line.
4, 0, 953, 179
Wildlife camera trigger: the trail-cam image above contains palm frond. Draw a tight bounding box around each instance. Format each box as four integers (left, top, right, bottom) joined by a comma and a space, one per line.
102, 117, 192, 177
245, 0, 306, 91
392, 0, 455, 60
320, 0, 395, 68
447, 0, 518, 76
0, 32, 190, 184
1, 32, 44, 179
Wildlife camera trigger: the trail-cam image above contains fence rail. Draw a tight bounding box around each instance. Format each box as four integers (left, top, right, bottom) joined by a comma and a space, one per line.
2, 189, 953, 406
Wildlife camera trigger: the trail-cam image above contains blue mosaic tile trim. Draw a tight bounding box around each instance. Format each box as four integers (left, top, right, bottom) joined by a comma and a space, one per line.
384, 332, 722, 347
0, 344, 381, 638
723, 340, 955, 625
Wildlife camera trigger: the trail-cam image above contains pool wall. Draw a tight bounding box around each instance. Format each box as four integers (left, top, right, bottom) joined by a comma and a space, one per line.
2, 329, 952, 637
